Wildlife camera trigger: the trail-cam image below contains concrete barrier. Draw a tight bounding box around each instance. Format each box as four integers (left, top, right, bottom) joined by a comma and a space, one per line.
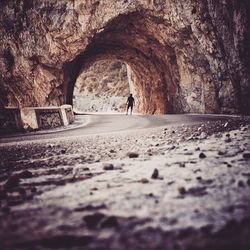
0, 105, 74, 134
60, 105, 75, 126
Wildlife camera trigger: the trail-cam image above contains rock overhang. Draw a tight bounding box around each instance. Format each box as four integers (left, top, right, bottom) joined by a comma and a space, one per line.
0, 0, 249, 114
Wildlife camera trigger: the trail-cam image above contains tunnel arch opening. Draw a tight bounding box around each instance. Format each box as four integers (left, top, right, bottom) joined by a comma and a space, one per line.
66, 46, 169, 114
63, 10, 218, 114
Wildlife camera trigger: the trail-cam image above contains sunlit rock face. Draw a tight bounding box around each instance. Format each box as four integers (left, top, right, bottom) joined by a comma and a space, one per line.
0, 0, 249, 114
73, 60, 130, 113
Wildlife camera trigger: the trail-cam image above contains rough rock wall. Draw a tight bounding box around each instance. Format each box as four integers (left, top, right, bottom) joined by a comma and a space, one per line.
0, 0, 249, 114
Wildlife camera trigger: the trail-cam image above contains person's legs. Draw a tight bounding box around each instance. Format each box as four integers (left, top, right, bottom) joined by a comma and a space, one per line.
130, 105, 133, 115
127, 105, 133, 115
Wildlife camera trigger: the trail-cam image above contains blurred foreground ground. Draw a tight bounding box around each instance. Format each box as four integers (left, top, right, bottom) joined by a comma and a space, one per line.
0, 115, 250, 250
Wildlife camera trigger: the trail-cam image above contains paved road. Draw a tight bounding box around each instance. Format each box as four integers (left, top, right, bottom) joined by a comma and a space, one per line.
0, 114, 233, 144
0, 113, 249, 249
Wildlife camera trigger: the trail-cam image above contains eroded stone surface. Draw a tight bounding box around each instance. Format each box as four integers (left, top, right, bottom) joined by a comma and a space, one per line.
0, 1, 249, 114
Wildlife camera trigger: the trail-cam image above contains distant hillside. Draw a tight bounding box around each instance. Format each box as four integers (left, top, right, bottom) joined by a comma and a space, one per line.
73, 60, 130, 113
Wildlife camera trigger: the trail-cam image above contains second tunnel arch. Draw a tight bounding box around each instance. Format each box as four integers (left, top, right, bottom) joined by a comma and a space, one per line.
63, 11, 219, 114
64, 45, 174, 114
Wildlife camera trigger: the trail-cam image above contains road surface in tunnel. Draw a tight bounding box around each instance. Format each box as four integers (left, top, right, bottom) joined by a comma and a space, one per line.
0, 114, 233, 144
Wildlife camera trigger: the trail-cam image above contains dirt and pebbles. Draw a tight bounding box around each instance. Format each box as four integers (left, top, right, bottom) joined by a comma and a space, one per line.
0, 117, 250, 250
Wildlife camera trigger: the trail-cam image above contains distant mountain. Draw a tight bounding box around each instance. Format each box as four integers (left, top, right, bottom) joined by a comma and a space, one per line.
73, 60, 130, 113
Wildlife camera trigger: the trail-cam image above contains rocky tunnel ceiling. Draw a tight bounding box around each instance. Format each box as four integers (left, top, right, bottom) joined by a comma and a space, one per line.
0, 0, 249, 114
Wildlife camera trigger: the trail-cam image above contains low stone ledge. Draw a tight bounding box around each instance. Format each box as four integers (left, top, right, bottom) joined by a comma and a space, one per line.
60, 105, 75, 126
0, 105, 74, 134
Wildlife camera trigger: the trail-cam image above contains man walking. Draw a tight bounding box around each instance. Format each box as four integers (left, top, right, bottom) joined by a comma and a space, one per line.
126, 94, 135, 115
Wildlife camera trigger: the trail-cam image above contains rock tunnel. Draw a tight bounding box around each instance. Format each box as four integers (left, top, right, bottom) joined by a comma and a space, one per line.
64, 12, 181, 114
63, 10, 220, 114
0, 0, 250, 114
